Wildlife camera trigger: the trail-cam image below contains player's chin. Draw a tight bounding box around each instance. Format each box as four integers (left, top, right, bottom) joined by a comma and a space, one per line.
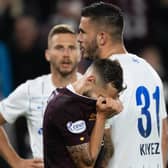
82, 53, 93, 60
60, 69, 73, 75
80, 50, 87, 58
60, 64, 72, 71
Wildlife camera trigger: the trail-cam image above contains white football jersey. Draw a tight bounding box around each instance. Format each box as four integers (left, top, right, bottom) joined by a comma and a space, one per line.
0, 73, 82, 158
107, 53, 167, 168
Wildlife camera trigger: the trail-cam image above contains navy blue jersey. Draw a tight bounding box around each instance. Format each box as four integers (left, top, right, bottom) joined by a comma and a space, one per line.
43, 87, 98, 168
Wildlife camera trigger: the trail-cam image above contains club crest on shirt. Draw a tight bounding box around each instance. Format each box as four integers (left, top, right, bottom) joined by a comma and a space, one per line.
66, 120, 86, 134
89, 113, 96, 121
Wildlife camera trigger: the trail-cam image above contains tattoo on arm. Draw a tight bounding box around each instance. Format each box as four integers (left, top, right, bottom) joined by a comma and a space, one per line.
66, 143, 94, 167
100, 128, 114, 168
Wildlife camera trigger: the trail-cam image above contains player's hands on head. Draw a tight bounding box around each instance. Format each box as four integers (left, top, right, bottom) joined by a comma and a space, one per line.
96, 96, 123, 119
13, 158, 44, 168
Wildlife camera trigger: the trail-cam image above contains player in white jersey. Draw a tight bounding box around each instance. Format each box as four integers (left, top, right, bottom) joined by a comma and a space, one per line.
108, 53, 167, 167
78, 2, 168, 168
0, 24, 81, 168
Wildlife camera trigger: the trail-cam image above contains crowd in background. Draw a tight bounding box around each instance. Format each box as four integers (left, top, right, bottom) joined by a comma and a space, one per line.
0, 0, 168, 167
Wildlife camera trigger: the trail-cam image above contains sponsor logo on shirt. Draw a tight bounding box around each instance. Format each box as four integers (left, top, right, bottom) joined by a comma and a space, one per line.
66, 120, 86, 134
89, 113, 96, 121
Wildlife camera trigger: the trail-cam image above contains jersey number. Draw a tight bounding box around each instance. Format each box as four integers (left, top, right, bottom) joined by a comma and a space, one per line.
136, 86, 160, 138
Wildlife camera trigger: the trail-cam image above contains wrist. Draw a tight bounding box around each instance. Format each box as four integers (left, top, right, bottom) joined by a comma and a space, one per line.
96, 112, 106, 121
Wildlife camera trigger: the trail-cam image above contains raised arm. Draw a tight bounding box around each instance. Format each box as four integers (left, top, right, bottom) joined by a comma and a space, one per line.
0, 113, 44, 168
97, 128, 114, 168
66, 97, 123, 168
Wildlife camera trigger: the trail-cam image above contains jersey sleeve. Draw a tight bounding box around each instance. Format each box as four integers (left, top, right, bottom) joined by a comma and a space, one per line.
0, 82, 29, 123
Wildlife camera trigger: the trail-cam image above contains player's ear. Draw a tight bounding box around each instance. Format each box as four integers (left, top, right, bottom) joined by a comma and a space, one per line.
45, 49, 50, 62
97, 32, 106, 46
86, 75, 96, 84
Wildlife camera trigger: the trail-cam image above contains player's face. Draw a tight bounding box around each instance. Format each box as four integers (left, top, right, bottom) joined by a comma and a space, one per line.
46, 33, 80, 76
78, 17, 100, 60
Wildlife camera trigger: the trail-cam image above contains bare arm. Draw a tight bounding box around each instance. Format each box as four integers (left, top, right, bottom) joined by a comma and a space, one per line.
98, 128, 114, 168
0, 113, 44, 168
162, 118, 168, 168
67, 97, 123, 168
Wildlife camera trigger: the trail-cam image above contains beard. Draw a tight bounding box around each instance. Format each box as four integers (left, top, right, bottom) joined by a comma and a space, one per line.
84, 39, 100, 61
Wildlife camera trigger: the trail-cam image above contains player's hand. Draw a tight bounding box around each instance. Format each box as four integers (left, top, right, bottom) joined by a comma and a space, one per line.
13, 158, 44, 168
96, 96, 123, 118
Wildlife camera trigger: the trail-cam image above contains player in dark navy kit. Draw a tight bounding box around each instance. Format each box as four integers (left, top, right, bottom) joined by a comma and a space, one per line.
43, 59, 124, 168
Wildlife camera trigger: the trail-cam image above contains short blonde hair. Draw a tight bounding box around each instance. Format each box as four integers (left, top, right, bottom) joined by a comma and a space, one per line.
48, 24, 76, 47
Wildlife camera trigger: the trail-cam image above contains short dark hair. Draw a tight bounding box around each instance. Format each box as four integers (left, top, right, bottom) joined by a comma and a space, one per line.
81, 2, 124, 41
48, 24, 76, 47
92, 59, 124, 93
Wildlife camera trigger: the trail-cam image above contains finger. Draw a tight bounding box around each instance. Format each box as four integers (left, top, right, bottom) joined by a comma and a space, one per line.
30, 158, 44, 168
104, 98, 123, 114
104, 97, 113, 105
114, 99, 123, 112
33, 158, 44, 163
32, 162, 44, 168
97, 96, 105, 104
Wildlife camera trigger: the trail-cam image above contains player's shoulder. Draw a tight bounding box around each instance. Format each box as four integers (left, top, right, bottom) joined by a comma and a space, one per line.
25, 74, 51, 85
51, 88, 76, 107
15, 74, 52, 95
46, 91, 70, 115
111, 53, 144, 64
77, 72, 83, 79
111, 53, 158, 72
110, 53, 162, 85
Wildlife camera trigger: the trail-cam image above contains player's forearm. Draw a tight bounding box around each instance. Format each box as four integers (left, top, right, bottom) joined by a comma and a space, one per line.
162, 118, 168, 168
0, 126, 21, 167
99, 128, 114, 167
89, 113, 106, 164
77, 113, 106, 167
67, 114, 106, 168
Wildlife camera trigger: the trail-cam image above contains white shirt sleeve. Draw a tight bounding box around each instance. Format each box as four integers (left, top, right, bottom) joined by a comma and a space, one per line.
0, 82, 29, 123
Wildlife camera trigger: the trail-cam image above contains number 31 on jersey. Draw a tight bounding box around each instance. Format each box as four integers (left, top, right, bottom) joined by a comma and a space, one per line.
136, 86, 160, 138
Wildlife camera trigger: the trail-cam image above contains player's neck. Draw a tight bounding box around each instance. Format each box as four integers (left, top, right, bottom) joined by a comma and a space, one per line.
100, 42, 127, 59
51, 70, 78, 88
